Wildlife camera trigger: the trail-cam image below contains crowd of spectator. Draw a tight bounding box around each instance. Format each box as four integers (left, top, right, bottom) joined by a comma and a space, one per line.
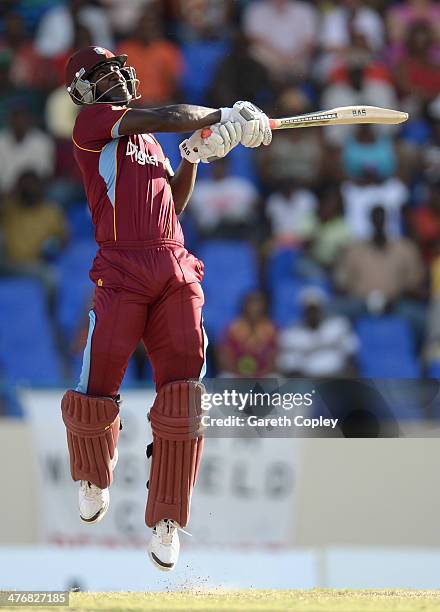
0, 0, 439, 398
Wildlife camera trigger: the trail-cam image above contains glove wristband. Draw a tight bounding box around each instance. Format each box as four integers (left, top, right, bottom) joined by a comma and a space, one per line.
220, 107, 233, 123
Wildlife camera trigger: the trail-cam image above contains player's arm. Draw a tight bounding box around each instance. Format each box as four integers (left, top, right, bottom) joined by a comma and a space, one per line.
118, 105, 221, 136
170, 159, 198, 215
118, 102, 272, 148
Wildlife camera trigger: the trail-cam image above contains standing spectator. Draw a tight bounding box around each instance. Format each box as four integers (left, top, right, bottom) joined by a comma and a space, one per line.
117, 7, 183, 105
218, 291, 278, 377
35, 0, 113, 58
242, 0, 318, 80
189, 157, 259, 238
0, 106, 54, 193
278, 287, 358, 377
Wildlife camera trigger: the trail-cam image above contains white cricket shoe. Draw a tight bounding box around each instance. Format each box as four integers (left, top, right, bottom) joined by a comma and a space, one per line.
79, 449, 118, 524
148, 519, 180, 571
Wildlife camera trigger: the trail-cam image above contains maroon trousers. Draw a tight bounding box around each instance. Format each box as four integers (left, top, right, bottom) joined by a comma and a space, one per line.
77, 241, 206, 396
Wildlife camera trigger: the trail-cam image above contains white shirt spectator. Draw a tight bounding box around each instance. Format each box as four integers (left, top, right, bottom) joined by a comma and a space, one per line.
35, 4, 113, 58
0, 128, 54, 192
320, 5, 385, 53
243, 0, 318, 57
342, 178, 408, 240
99, 0, 151, 36
266, 188, 317, 240
190, 175, 259, 231
278, 316, 358, 377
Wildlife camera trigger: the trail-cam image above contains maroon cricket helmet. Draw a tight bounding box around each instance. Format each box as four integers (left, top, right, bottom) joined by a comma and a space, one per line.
65, 46, 139, 105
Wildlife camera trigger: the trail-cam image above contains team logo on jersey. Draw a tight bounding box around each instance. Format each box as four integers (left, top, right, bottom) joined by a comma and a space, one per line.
126, 140, 159, 167
94, 47, 106, 55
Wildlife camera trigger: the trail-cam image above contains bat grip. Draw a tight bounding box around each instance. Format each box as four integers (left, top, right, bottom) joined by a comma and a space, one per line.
201, 118, 276, 139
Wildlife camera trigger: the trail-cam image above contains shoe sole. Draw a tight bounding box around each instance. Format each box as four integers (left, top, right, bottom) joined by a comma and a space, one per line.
80, 501, 109, 524
148, 550, 175, 572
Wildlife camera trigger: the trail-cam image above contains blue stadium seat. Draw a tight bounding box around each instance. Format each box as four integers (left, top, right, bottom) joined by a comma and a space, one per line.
267, 247, 300, 293
197, 240, 258, 341
271, 279, 305, 329
153, 132, 181, 173
0, 279, 62, 385
66, 203, 94, 241
57, 240, 97, 342
180, 40, 230, 104
356, 315, 420, 378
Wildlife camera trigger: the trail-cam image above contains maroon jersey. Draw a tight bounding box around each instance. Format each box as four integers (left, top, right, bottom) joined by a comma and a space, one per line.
72, 104, 183, 245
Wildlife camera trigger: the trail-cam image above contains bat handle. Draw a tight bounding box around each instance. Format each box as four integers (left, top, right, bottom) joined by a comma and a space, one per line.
201, 118, 276, 139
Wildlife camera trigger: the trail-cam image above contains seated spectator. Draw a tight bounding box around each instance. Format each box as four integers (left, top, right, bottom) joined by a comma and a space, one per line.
207, 31, 274, 110
100, 0, 151, 38
393, 20, 440, 106
342, 125, 397, 182
265, 178, 317, 246
422, 104, 440, 183
321, 53, 398, 145
34, 0, 113, 58
321, 0, 385, 53
0, 106, 54, 194
0, 12, 55, 91
177, 0, 233, 42
257, 89, 324, 191
218, 290, 278, 377
0, 170, 67, 312
334, 205, 426, 345
341, 167, 409, 240
309, 184, 351, 271
242, 0, 318, 81
410, 180, 440, 263
117, 6, 183, 106
0, 51, 41, 129
189, 157, 259, 239
386, 0, 440, 64
278, 287, 358, 377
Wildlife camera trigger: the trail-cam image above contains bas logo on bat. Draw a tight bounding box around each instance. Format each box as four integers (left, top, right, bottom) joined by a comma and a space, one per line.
352, 109, 367, 117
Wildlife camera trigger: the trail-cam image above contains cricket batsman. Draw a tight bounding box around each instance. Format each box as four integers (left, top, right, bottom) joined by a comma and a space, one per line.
61, 46, 271, 571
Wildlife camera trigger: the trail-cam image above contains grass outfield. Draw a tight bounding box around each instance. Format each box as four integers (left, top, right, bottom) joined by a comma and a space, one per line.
6, 590, 440, 611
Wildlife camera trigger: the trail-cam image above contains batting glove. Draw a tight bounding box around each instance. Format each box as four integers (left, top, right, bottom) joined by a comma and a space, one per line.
179, 121, 242, 164
221, 101, 272, 148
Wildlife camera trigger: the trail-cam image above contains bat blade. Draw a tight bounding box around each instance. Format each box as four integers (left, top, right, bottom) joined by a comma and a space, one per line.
270, 105, 408, 130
